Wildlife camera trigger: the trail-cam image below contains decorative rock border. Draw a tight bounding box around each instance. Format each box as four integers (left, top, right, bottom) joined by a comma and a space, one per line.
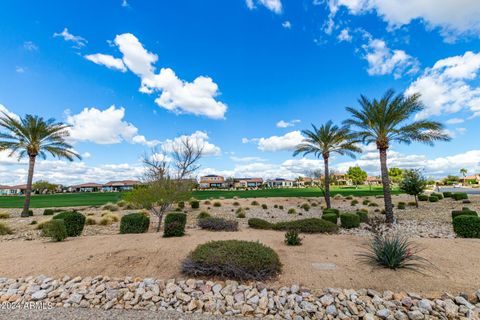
1, 276, 479, 319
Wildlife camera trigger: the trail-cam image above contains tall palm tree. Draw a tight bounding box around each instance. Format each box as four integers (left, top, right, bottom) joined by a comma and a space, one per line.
293, 121, 361, 208
460, 168, 467, 186
0, 113, 80, 216
344, 90, 450, 223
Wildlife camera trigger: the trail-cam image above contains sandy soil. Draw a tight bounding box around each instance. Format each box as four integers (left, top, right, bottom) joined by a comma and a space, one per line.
1, 229, 479, 296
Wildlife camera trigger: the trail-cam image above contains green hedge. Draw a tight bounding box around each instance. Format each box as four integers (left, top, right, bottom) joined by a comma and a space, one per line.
356, 210, 369, 223
43, 209, 54, 216
323, 208, 340, 217
442, 191, 452, 198
182, 240, 281, 280
418, 194, 428, 201
273, 218, 338, 234
322, 213, 337, 224
452, 192, 469, 201
248, 218, 273, 229
451, 208, 478, 220
397, 202, 406, 210
42, 219, 68, 241
430, 192, 444, 200
453, 215, 480, 238
428, 196, 439, 202
120, 213, 150, 234
340, 213, 360, 229
190, 200, 200, 209
164, 212, 187, 237
52, 211, 86, 237
198, 217, 238, 231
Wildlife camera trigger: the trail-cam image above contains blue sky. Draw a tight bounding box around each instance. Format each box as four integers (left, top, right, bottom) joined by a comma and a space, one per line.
1, 0, 480, 185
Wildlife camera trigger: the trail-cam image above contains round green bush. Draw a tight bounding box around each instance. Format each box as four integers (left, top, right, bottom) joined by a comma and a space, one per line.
120, 213, 150, 234
453, 215, 480, 238
190, 200, 200, 209
42, 219, 68, 241
300, 203, 310, 211
430, 192, 443, 200
261, 204, 268, 210
356, 210, 369, 223
362, 199, 370, 205
198, 217, 238, 231
418, 194, 429, 201
397, 202, 406, 210
442, 191, 452, 198
182, 240, 282, 280
43, 209, 54, 216
197, 211, 211, 220
451, 209, 477, 220
52, 211, 86, 237
322, 213, 338, 224
213, 201, 222, 207
284, 230, 302, 246
350, 200, 359, 206
452, 192, 468, 201
273, 218, 338, 234
164, 212, 187, 237
177, 201, 185, 209
248, 218, 273, 230
323, 208, 340, 217
0, 222, 13, 235
340, 213, 360, 229
287, 208, 296, 214
428, 196, 439, 202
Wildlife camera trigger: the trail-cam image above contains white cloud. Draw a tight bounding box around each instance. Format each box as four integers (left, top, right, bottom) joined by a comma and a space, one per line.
446, 118, 465, 124
245, 0, 282, 14
161, 131, 221, 156
326, 0, 480, 41
0, 104, 20, 121
15, 66, 26, 73
256, 131, 304, 152
362, 37, 419, 78
84, 54, 127, 72
406, 51, 480, 119
121, 0, 129, 7
282, 21, 292, 29
66, 105, 158, 146
53, 28, 87, 48
86, 33, 227, 119
81, 152, 91, 159
23, 41, 38, 51
276, 119, 301, 128
337, 28, 352, 42
230, 156, 266, 162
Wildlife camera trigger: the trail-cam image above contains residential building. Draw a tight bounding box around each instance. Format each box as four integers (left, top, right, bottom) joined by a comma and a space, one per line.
199, 175, 225, 189
366, 176, 382, 185
70, 183, 103, 193
331, 173, 352, 185
102, 180, 141, 192
460, 174, 480, 184
233, 178, 263, 189
266, 178, 294, 188
0, 184, 27, 195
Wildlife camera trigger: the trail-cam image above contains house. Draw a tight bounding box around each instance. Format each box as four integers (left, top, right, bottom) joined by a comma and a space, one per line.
266, 178, 294, 188
366, 176, 382, 185
70, 182, 103, 193
199, 175, 225, 189
102, 180, 141, 192
233, 178, 263, 189
0, 184, 27, 195
331, 173, 352, 185
460, 174, 480, 184
294, 177, 313, 187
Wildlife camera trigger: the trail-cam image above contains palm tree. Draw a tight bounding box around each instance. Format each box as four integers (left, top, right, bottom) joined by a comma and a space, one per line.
344, 90, 450, 223
460, 168, 467, 186
0, 113, 80, 216
293, 121, 361, 208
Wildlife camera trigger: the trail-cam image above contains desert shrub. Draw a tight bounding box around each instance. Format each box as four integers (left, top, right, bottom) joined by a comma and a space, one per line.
356, 210, 369, 223
116, 200, 128, 207
273, 204, 278, 208
27, 210, 33, 216
285, 230, 302, 246
102, 203, 119, 212
0, 222, 13, 235
345, 195, 353, 200
251, 200, 260, 206
182, 240, 281, 280
164, 212, 187, 237
232, 201, 240, 207
177, 201, 185, 209
190, 200, 200, 209
463, 199, 472, 204
430, 192, 443, 200
428, 196, 439, 202
99, 216, 114, 225
442, 191, 452, 198
451, 208, 478, 220
273, 218, 338, 234
0, 212, 9, 219
323, 208, 339, 217
300, 203, 310, 211
30, 220, 37, 225
52, 211, 85, 237
287, 208, 296, 214
397, 202, 406, 210
362, 199, 370, 205
213, 201, 222, 207
418, 194, 429, 201
203, 200, 211, 205
340, 213, 360, 229
43, 209, 54, 216
368, 202, 379, 207
452, 192, 468, 201
198, 217, 238, 231
333, 194, 343, 200
120, 213, 150, 234
42, 219, 67, 242
279, 205, 284, 210
453, 215, 480, 238
311, 202, 318, 207
235, 208, 246, 218
85, 217, 97, 225
248, 218, 273, 230
322, 213, 337, 224
351, 199, 359, 206
103, 213, 120, 222
36, 221, 48, 230
357, 233, 429, 270
197, 211, 211, 220
261, 204, 268, 209
407, 201, 417, 206
124, 202, 137, 210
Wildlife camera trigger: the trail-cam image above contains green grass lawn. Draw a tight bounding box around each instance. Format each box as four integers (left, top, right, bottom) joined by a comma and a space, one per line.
0, 186, 399, 208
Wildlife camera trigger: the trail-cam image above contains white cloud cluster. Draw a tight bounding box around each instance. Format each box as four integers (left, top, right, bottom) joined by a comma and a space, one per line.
23, 41, 38, 51
282, 21, 292, 29
406, 51, 480, 119
53, 28, 87, 48
326, 0, 480, 41
276, 119, 300, 128
160, 131, 221, 156
0, 104, 20, 121
246, 0, 282, 14
362, 38, 419, 78
85, 33, 227, 119
337, 28, 352, 42
66, 105, 159, 147
256, 131, 304, 152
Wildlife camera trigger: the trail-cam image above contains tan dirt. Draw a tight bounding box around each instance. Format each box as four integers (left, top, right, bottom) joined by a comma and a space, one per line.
1, 229, 479, 296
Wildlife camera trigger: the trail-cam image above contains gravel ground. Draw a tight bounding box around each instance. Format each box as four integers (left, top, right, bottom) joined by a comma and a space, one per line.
1, 307, 237, 320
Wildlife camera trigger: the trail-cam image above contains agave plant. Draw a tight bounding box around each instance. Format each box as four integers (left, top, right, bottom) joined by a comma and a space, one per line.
357, 233, 430, 270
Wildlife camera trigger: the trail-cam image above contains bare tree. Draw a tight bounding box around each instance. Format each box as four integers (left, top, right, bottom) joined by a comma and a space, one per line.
126, 136, 204, 232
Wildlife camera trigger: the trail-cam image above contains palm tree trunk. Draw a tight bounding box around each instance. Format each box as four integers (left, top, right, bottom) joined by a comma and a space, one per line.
21, 155, 36, 217
379, 148, 394, 223
414, 194, 418, 208
323, 157, 331, 209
